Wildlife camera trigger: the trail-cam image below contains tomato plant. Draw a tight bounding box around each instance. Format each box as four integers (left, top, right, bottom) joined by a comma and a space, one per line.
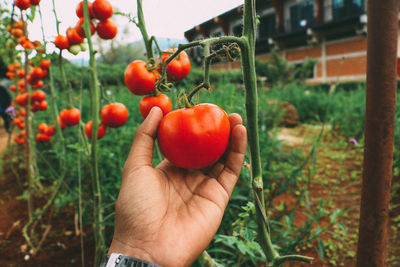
124, 60, 159, 95
100, 103, 128, 128
139, 93, 172, 118
158, 103, 230, 169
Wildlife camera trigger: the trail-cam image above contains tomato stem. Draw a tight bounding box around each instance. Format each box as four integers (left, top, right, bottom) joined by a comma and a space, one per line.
137, 0, 154, 61
82, 0, 106, 265
38, 4, 67, 176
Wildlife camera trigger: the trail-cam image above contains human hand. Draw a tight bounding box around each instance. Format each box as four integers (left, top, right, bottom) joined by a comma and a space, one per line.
108, 107, 247, 267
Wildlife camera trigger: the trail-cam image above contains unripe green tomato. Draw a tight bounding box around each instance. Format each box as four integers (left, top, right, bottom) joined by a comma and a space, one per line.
80, 42, 87, 51
69, 44, 81, 55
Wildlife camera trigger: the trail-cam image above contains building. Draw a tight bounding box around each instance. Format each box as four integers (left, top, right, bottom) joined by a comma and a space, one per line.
184, 0, 370, 84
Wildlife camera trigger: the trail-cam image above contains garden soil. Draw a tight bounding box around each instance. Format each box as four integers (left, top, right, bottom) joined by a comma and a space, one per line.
0, 123, 398, 266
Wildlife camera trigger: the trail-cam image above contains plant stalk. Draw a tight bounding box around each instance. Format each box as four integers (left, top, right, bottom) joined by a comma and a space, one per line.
83, 0, 106, 265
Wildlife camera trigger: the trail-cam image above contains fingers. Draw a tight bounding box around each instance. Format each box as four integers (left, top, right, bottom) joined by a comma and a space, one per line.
207, 113, 243, 178
217, 123, 247, 197
124, 107, 163, 171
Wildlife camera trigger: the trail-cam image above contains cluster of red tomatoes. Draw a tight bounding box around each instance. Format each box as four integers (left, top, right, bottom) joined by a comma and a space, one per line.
14, 0, 40, 11
54, 103, 128, 141
124, 50, 230, 169
36, 123, 56, 142
54, 0, 117, 55
124, 49, 191, 118
84, 103, 129, 140
11, 109, 27, 144
7, 58, 51, 144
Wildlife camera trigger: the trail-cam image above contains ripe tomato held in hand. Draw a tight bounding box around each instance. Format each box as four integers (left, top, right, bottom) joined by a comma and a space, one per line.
100, 103, 128, 128
92, 0, 113, 21
85, 121, 106, 139
161, 49, 191, 81
96, 19, 117, 40
139, 93, 172, 118
158, 103, 230, 169
124, 60, 159, 95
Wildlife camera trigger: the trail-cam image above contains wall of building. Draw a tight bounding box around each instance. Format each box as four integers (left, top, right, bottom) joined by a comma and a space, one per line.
210, 35, 367, 84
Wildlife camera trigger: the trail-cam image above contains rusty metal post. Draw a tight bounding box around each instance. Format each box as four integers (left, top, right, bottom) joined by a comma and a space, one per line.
356, 0, 398, 266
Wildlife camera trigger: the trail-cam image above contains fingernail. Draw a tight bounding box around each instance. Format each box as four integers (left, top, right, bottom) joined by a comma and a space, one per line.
147, 106, 161, 119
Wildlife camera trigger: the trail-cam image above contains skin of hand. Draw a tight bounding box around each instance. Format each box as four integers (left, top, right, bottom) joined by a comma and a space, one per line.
108, 107, 247, 267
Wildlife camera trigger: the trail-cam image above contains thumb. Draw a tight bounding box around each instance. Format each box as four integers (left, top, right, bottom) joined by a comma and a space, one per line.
124, 107, 163, 172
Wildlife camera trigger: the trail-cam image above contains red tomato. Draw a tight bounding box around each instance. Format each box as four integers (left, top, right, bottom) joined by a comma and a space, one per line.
85, 121, 106, 139
22, 40, 35, 50
58, 116, 67, 130
45, 126, 56, 136
17, 122, 25, 129
31, 90, 46, 102
100, 103, 128, 128
96, 19, 117, 40
36, 133, 51, 142
15, 93, 29, 106
75, 18, 96, 38
40, 59, 51, 69
158, 103, 230, 169
161, 49, 191, 81
32, 80, 44, 88
14, 136, 25, 144
10, 84, 17, 92
15, 0, 30, 10
66, 27, 84, 45
17, 68, 25, 78
139, 93, 172, 118
38, 100, 48, 111
11, 28, 23, 38
54, 34, 69, 50
61, 108, 81, 126
76, 1, 94, 18
30, 0, 40, 5
14, 21, 24, 30
124, 60, 159, 95
92, 0, 113, 21
38, 123, 47, 133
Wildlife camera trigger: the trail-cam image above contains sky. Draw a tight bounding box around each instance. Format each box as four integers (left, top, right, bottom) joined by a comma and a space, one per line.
7, 0, 243, 59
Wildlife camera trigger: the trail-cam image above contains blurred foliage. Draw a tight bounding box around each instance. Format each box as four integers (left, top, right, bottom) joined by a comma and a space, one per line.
255, 50, 317, 87
97, 41, 146, 65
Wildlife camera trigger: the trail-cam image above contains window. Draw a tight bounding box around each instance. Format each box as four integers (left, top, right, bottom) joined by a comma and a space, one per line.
290, 1, 314, 31
332, 0, 364, 20
258, 13, 276, 40
233, 23, 243, 37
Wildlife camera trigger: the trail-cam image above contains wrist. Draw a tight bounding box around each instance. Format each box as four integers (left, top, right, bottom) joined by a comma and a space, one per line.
108, 238, 158, 265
